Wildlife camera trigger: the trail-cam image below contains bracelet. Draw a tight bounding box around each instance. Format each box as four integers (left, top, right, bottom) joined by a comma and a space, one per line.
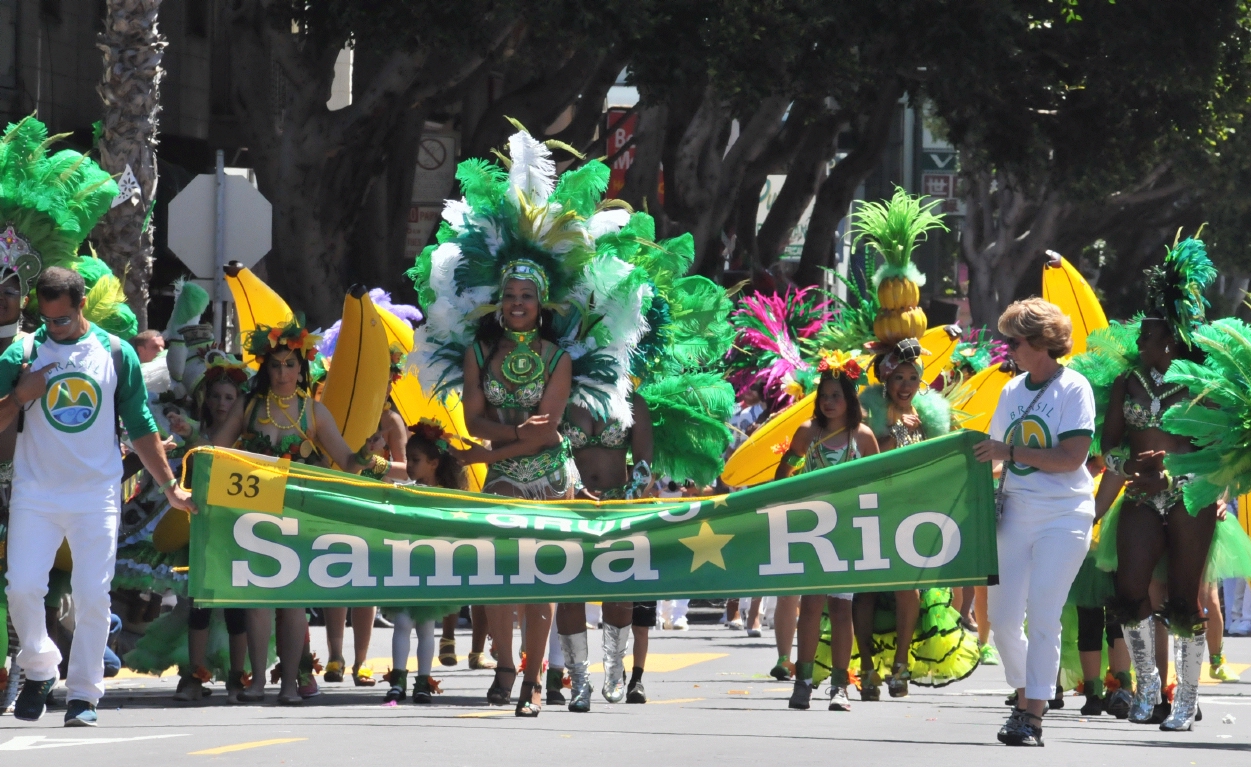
1103, 452, 1126, 476
159, 476, 179, 493
783, 453, 805, 469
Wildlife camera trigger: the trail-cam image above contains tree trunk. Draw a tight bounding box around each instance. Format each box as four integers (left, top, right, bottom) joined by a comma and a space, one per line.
793, 82, 903, 287
619, 100, 668, 223
755, 112, 843, 269
95, 0, 167, 330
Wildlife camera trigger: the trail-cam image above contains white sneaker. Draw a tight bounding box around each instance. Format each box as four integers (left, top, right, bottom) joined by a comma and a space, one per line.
672, 617, 689, 631
726, 620, 744, 630
746, 628, 762, 638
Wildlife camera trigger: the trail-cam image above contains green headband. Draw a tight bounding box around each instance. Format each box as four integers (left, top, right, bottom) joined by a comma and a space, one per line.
500, 259, 550, 304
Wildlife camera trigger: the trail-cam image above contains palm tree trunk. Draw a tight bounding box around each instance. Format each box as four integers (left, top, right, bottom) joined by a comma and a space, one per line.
95, 0, 166, 330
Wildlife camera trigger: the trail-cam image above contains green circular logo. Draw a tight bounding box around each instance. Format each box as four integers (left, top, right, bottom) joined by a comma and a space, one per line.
41, 372, 102, 433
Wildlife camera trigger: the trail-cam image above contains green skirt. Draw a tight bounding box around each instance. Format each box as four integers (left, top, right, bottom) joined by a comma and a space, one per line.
381, 605, 462, 624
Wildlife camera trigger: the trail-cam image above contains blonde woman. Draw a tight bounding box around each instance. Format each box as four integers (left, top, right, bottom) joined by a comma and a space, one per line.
974, 298, 1095, 747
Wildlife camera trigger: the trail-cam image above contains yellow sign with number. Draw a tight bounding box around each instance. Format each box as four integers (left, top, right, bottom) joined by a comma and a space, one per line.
207, 449, 290, 515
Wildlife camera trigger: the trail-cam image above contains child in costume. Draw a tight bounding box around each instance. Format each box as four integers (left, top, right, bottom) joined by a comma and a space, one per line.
775, 352, 879, 712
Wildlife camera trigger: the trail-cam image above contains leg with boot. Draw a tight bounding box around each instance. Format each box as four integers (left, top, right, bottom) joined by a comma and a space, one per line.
626, 602, 655, 703
827, 596, 855, 711
1200, 583, 1240, 682
788, 594, 828, 710
557, 602, 590, 712
1111, 499, 1168, 724
239, 608, 272, 703
1158, 501, 1217, 732
176, 604, 213, 703
224, 609, 248, 704
322, 606, 348, 683
385, 611, 413, 703
440, 612, 458, 668
412, 619, 438, 704
484, 604, 518, 705
601, 601, 633, 703
1076, 605, 1105, 715
888, 589, 919, 698
515, 602, 553, 717
771, 595, 799, 680
349, 607, 376, 686
1103, 620, 1134, 718
544, 615, 567, 706
852, 593, 881, 701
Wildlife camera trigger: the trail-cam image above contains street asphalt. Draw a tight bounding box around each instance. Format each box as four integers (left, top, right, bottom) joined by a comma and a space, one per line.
1, 621, 1249, 765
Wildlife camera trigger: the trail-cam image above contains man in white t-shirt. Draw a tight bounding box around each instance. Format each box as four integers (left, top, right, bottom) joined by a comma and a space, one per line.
0, 268, 194, 727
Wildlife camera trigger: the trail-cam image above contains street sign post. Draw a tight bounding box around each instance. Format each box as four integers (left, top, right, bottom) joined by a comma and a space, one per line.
167, 159, 272, 339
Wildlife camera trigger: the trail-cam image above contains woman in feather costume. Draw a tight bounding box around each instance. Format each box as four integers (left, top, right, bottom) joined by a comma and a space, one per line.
1098, 234, 1251, 732
408, 124, 695, 717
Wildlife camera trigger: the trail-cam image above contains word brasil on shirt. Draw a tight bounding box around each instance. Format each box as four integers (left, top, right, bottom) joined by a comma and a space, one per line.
187, 431, 997, 607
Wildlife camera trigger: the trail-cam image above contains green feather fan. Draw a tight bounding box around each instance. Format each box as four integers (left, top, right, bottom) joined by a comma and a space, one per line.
639, 372, 735, 486
1068, 319, 1141, 455
74, 255, 137, 339
1162, 318, 1251, 513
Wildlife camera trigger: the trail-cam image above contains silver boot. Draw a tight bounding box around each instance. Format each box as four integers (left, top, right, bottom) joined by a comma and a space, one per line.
1123, 617, 1162, 724
560, 632, 592, 713
1160, 634, 1204, 732
601, 624, 629, 703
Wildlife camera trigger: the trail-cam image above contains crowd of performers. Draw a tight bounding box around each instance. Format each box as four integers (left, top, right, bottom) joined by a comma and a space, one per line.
0, 117, 1249, 743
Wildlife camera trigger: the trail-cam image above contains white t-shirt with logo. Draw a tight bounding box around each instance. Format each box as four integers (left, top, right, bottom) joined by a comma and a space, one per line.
988, 367, 1096, 517
0, 324, 156, 515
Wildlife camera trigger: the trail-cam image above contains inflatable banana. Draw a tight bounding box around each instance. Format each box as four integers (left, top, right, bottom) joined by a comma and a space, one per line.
919, 325, 963, 384
152, 507, 190, 554
1042, 255, 1107, 357
950, 364, 1014, 434
321, 285, 390, 455
720, 392, 816, 488
224, 262, 294, 369
376, 305, 485, 492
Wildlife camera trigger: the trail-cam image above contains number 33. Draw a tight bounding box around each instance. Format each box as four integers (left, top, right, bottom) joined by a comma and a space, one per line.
227, 472, 260, 498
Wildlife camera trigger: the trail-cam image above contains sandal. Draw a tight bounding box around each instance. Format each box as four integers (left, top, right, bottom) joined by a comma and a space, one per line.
859, 669, 881, 701
487, 667, 517, 706
277, 692, 304, 706
887, 663, 910, 698
468, 652, 497, 670
515, 680, 542, 717
352, 666, 377, 687
323, 659, 345, 684
439, 637, 457, 667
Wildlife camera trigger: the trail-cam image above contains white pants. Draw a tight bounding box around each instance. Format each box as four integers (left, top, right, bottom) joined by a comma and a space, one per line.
4, 507, 118, 705
987, 499, 1091, 701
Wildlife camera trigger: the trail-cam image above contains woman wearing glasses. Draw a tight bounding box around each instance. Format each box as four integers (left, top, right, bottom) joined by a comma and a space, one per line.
974, 297, 1096, 747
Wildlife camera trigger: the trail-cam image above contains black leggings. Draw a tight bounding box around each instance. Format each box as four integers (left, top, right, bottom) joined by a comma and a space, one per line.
1076, 606, 1123, 653
189, 606, 247, 635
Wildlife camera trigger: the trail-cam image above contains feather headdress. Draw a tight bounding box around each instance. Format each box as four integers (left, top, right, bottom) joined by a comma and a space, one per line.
1144, 232, 1216, 350
726, 287, 832, 410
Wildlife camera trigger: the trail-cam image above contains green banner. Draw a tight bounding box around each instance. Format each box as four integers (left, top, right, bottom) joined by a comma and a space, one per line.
188, 431, 997, 607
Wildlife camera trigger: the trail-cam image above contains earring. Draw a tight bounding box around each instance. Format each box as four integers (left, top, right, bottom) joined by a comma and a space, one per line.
1165, 345, 1171, 354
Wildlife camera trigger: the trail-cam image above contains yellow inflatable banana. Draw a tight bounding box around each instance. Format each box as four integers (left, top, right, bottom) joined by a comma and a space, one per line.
321, 286, 390, 454
152, 508, 191, 554
919, 325, 963, 384
950, 365, 1014, 434
224, 262, 294, 369
720, 392, 816, 488
376, 306, 485, 492
1042, 255, 1107, 357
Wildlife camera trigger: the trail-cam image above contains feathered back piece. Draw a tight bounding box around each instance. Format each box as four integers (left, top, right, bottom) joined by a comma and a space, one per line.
1162, 318, 1251, 514
75, 255, 137, 339
1144, 233, 1216, 350
726, 287, 832, 410
1068, 319, 1141, 455
319, 288, 422, 359
852, 186, 946, 288
406, 126, 650, 425
0, 116, 117, 294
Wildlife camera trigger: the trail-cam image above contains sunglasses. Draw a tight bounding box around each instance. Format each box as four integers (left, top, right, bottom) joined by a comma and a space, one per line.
41, 314, 74, 328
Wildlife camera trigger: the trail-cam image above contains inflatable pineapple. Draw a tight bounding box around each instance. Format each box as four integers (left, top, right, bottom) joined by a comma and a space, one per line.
853, 187, 947, 345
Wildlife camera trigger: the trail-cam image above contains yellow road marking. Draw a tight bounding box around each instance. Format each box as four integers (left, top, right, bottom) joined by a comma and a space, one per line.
652, 697, 705, 704
190, 738, 306, 755
727, 690, 750, 695
455, 710, 513, 718
589, 652, 727, 674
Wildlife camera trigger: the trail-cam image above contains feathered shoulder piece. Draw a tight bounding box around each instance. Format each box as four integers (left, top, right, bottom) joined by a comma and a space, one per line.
406, 125, 647, 425
1145, 232, 1216, 350
1162, 318, 1251, 514
1068, 318, 1141, 455
0, 116, 117, 295
74, 255, 137, 339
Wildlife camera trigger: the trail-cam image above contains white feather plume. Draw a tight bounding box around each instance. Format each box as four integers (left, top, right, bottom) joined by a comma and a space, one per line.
506, 131, 555, 206
587, 209, 632, 239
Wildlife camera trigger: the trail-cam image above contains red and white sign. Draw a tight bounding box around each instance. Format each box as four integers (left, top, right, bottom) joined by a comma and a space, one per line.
604, 108, 663, 203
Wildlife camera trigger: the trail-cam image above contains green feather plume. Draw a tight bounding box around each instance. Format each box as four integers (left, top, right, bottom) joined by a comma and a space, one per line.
1145, 234, 1216, 350
803, 262, 880, 356
1068, 318, 1141, 455
551, 161, 610, 219
76, 255, 136, 339
639, 372, 735, 485
851, 186, 946, 287
1162, 317, 1251, 514
0, 116, 117, 270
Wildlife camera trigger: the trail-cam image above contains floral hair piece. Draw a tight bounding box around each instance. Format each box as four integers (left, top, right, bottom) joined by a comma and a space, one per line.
246, 319, 321, 361
817, 349, 864, 381
410, 417, 453, 454
389, 344, 405, 383
202, 351, 250, 386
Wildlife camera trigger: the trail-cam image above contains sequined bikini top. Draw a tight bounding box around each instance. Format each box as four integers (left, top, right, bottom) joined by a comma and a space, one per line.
1123, 369, 1184, 431
475, 341, 566, 412
561, 419, 630, 449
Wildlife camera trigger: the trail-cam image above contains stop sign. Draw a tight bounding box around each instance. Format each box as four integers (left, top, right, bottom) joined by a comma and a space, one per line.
167, 172, 272, 278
